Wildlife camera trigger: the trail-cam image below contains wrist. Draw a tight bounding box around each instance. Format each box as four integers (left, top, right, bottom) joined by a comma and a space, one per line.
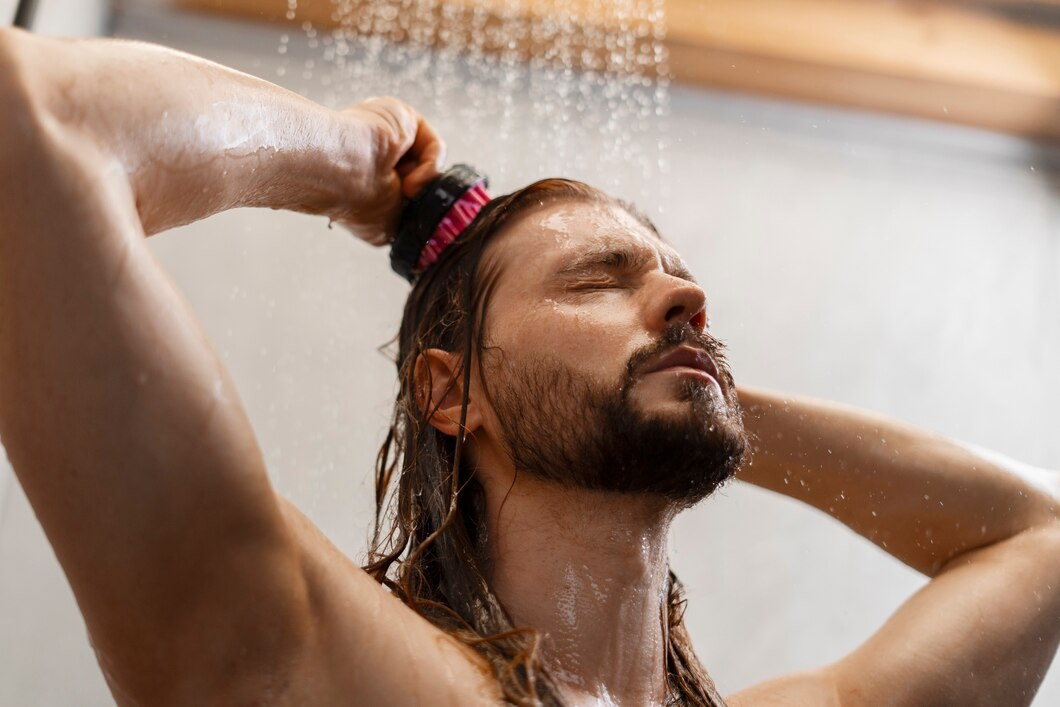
247, 108, 372, 222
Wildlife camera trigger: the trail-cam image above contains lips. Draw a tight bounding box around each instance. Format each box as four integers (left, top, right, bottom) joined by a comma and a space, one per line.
642, 346, 722, 388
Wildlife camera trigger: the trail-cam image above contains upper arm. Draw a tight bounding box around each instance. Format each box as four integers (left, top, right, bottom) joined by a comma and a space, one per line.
727, 522, 1060, 707
0, 49, 504, 705
726, 666, 841, 707
277, 499, 504, 706
0, 39, 308, 701
830, 522, 1060, 707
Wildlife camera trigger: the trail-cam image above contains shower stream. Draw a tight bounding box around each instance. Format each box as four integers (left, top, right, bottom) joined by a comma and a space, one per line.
277, 0, 672, 210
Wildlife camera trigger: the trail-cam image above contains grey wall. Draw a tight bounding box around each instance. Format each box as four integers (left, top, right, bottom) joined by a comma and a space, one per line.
4, 0, 109, 35
1, 0, 17, 26
37, 0, 107, 35
1, 2, 1058, 704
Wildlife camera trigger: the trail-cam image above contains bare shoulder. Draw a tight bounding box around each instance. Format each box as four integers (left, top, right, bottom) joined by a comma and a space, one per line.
277, 497, 504, 707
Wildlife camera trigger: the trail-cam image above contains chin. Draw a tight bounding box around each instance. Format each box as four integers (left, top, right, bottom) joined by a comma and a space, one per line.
608, 388, 746, 506
638, 378, 731, 418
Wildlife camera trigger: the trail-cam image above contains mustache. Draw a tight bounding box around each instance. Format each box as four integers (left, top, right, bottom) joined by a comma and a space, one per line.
624, 325, 735, 386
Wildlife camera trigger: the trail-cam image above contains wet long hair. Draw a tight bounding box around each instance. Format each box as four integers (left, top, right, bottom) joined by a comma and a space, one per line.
364, 178, 727, 706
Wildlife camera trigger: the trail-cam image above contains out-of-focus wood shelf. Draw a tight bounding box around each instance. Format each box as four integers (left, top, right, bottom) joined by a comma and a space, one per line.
177, 0, 1060, 141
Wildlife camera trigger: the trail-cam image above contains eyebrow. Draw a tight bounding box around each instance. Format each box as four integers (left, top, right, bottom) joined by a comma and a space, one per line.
553, 243, 698, 283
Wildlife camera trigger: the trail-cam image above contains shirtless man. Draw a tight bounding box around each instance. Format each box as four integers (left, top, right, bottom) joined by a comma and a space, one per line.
1, 27, 1058, 707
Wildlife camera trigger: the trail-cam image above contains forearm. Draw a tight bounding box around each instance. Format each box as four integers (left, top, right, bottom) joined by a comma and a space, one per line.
3, 28, 360, 234
736, 385, 1059, 576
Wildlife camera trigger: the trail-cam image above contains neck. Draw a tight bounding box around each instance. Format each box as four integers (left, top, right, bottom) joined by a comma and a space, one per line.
480, 470, 676, 706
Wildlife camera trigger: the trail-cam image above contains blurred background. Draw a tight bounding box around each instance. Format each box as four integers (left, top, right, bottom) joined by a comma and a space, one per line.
1, 0, 1059, 703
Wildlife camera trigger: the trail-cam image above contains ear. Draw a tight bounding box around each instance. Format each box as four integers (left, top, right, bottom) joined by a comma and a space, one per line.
413, 348, 483, 437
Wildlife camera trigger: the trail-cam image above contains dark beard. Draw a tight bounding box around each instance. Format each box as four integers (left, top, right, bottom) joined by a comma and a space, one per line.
483, 325, 748, 507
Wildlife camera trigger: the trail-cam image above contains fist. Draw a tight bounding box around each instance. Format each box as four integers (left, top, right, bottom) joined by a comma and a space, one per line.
334, 97, 446, 246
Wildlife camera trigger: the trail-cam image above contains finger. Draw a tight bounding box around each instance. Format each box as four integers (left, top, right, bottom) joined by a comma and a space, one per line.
394, 115, 443, 177
394, 150, 421, 179
400, 122, 446, 198
401, 147, 446, 199
409, 114, 446, 170
371, 97, 420, 160
398, 145, 445, 196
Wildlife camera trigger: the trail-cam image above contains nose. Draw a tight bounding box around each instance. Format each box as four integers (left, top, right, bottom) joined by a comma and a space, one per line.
651, 275, 708, 333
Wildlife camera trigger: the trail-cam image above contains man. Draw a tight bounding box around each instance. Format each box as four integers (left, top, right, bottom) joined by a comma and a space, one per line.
0, 27, 1057, 707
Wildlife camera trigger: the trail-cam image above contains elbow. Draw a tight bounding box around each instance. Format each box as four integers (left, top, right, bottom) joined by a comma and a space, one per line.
1038, 517, 1060, 543
0, 27, 30, 103
1013, 466, 1060, 535
1009, 519, 1060, 566
0, 25, 18, 52
0, 28, 51, 153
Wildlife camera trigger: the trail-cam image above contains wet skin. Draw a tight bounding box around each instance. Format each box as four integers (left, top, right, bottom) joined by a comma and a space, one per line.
428, 199, 738, 705
1, 27, 1058, 707
482, 201, 719, 416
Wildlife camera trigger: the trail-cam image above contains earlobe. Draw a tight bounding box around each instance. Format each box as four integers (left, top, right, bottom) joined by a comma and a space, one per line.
413, 348, 482, 437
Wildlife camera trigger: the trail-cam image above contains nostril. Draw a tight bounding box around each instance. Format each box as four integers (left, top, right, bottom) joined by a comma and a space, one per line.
664, 305, 684, 322
690, 310, 707, 331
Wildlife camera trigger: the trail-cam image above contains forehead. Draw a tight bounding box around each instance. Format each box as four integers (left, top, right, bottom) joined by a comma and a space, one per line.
485, 199, 686, 290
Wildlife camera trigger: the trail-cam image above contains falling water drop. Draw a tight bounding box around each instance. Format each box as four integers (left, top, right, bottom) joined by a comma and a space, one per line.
305, 0, 670, 207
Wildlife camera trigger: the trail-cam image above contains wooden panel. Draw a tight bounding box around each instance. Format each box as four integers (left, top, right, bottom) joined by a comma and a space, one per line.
175, 0, 1060, 140
972, 1, 1060, 7
667, 0, 1060, 139
178, 0, 656, 75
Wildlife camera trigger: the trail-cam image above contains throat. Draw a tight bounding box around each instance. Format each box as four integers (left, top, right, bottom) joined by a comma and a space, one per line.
481, 474, 676, 705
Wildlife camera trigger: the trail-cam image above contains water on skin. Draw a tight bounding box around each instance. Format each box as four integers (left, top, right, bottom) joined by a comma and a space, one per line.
542, 521, 673, 705
549, 563, 587, 688
540, 208, 579, 242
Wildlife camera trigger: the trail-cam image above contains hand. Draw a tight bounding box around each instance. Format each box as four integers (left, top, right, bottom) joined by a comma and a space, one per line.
334, 97, 447, 246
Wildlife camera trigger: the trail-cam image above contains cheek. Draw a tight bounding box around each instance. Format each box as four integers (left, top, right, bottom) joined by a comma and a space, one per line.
500, 298, 644, 381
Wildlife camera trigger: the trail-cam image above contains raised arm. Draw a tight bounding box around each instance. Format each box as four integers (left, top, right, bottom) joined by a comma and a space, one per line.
1, 28, 444, 241
727, 385, 1060, 707
0, 28, 497, 707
